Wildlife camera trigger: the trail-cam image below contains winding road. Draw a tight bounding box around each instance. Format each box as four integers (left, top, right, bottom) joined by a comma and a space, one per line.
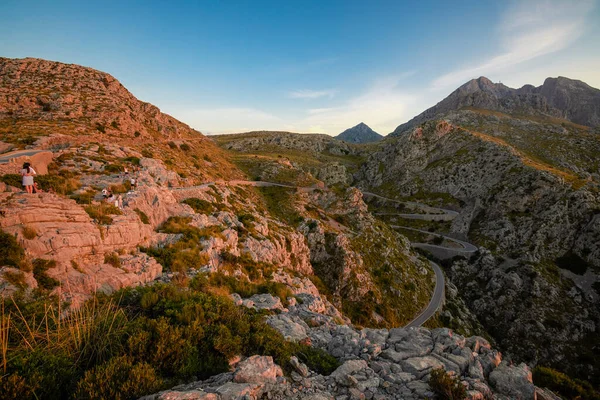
362, 191, 478, 327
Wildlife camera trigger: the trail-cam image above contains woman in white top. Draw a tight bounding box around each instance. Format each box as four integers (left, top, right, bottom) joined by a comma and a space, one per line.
20, 162, 37, 194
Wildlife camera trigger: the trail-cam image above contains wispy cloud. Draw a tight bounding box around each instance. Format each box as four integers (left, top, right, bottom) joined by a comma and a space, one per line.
173, 107, 291, 134
288, 89, 337, 99
431, 0, 596, 90
301, 74, 421, 134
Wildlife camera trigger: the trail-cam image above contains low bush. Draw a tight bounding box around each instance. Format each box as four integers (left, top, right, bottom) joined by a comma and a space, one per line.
183, 198, 214, 214
134, 208, 150, 224
21, 226, 37, 240
429, 368, 467, 400
32, 259, 60, 290
104, 164, 123, 174
0, 229, 25, 268
533, 366, 600, 400
3, 270, 27, 289
75, 356, 163, 400
123, 156, 141, 165
1, 277, 339, 400
104, 253, 121, 269
0, 174, 22, 188
70, 189, 97, 204
179, 143, 191, 151
110, 180, 131, 194
141, 149, 154, 158
35, 171, 81, 195
84, 203, 122, 225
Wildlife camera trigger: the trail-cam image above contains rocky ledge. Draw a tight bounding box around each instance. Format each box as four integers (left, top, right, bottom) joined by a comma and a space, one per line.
142, 327, 551, 400
143, 286, 553, 400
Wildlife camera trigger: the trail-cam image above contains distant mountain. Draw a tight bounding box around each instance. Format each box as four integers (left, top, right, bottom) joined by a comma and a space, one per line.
336, 122, 383, 143
392, 76, 600, 135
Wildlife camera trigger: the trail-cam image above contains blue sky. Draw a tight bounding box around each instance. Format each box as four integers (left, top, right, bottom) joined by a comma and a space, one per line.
1, 0, 599, 135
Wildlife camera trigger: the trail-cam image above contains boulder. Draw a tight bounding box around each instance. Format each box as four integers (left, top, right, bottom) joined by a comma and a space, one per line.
489, 361, 535, 399
158, 391, 218, 400
233, 355, 283, 385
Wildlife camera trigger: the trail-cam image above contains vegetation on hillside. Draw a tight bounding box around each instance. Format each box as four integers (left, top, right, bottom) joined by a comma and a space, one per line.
0, 283, 338, 400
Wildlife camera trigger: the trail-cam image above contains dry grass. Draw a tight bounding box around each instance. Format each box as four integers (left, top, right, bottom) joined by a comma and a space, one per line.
21, 226, 37, 240
1, 296, 127, 369
466, 129, 588, 189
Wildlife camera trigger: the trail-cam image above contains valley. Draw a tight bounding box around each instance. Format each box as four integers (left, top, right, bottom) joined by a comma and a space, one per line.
1, 57, 599, 400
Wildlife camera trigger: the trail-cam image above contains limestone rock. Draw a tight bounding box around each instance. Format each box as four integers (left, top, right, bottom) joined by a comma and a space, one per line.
233, 355, 283, 385
488, 361, 535, 400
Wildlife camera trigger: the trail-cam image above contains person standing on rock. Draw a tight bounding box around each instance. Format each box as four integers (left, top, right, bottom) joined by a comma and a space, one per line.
20, 162, 36, 194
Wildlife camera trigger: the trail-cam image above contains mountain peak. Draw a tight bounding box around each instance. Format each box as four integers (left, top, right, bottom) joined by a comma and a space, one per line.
335, 122, 383, 144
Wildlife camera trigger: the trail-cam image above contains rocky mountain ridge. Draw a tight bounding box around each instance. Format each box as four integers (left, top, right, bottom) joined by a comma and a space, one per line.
336, 122, 383, 144
0, 57, 197, 139
0, 56, 592, 399
392, 76, 600, 135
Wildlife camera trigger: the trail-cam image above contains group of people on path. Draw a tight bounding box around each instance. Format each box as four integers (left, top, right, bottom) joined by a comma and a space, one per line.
101, 168, 140, 209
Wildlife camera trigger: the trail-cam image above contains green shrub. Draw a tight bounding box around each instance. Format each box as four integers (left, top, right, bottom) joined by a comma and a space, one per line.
32, 259, 60, 290
21, 226, 37, 240
84, 203, 122, 225
0, 229, 25, 267
294, 345, 340, 375
0, 174, 22, 188
179, 143, 191, 151
123, 156, 141, 165
104, 164, 123, 174
134, 208, 150, 224
433, 236, 444, 245
429, 368, 467, 400
70, 189, 97, 204
183, 198, 214, 214
1, 281, 340, 399
168, 141, 177, 149
141, 149, 154, 158
3, 270, 27, 289
75, 355, 163, 400
104, 253, 121, 269
533, 366, 600, 400
35, 171, 81, 195
110, 181, 131, 194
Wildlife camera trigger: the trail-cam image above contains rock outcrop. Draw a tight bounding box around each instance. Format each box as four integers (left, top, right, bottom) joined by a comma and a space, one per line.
144, 317, 542, 400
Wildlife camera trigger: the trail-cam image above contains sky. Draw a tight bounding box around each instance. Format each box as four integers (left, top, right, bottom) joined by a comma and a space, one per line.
1, 0, 599, 135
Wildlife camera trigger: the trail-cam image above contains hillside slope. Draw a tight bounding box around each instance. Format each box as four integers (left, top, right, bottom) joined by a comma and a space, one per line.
359, 108, 600, 384
0, 57, 432, 330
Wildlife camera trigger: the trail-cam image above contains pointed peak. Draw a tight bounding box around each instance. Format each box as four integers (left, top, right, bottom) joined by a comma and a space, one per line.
335, 122, 383, 143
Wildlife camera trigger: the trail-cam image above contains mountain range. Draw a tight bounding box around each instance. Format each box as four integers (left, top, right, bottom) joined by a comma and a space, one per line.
392, 76, 600, 135
0, 57, 599, 400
